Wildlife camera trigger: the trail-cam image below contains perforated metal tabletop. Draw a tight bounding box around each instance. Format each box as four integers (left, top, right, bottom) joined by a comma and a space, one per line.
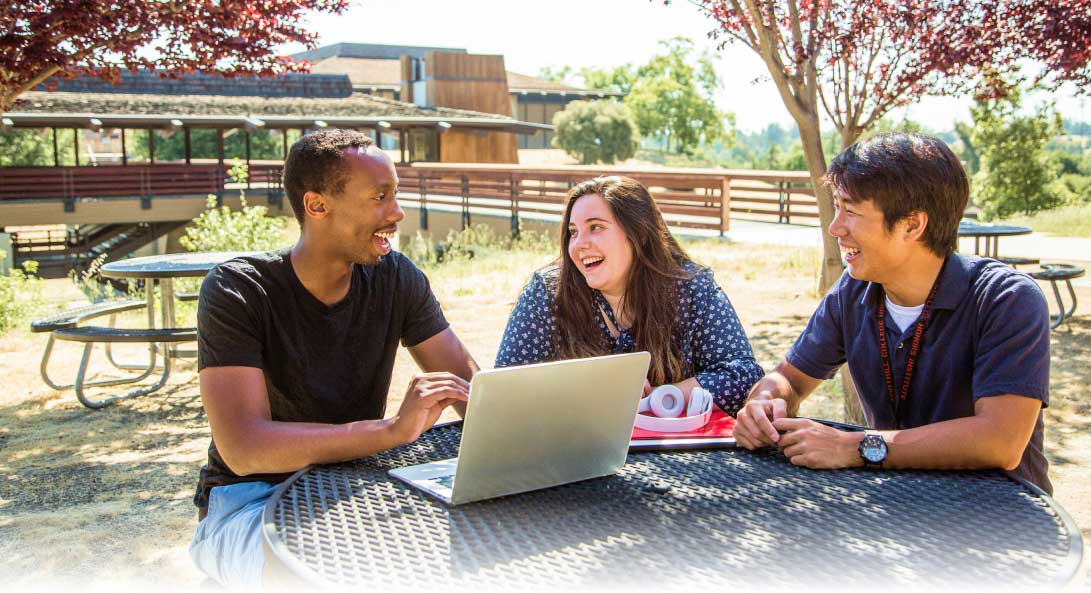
262, 423, 1082, 589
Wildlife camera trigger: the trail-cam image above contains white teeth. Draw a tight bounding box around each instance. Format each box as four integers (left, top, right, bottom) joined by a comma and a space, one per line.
374, 231, 394, 239
581, 256, 604, 266
843, 247, 860, 256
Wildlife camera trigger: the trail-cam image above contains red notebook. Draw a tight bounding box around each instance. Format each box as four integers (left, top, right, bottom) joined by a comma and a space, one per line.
630, 407, 736, 440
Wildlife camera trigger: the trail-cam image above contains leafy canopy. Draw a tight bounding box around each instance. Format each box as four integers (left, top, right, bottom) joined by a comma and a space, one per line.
552, 100, 640, 165
0, 0, 349, 111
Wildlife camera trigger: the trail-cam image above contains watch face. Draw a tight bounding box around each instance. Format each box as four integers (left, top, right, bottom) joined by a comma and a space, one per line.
861, 434, 887, 463
862, 446, 886, 463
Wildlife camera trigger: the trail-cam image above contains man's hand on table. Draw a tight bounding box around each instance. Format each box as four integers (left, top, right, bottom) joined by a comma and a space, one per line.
734, 397, 789, 449
772, 417, 865, 469
392, 372, 470, 446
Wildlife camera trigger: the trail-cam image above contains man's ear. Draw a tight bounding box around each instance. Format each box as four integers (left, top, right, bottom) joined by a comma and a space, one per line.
902, 210, 929, 243
302, 190, 329, 221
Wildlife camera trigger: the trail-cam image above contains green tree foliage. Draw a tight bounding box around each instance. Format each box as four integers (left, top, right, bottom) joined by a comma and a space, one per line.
546, 37, 728, 156
625, 37, 725, 155
130, 129, 289, 162
0, 129, 54, 166
552, 100, 640, 165
971, 88, 1063, 219
179, 162, 288, 252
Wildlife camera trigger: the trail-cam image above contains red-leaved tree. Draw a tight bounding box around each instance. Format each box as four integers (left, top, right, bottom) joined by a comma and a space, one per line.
0, 0, 349, 112
687, 0, 1091, 293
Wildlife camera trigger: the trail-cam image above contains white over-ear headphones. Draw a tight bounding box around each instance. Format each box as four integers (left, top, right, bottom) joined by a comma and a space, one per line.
635, 385, 713, 432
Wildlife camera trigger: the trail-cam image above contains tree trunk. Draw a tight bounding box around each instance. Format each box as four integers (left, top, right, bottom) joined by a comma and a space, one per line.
798, 117, 868, 424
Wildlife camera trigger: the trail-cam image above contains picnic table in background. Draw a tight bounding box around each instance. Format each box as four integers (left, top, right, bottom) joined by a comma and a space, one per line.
261, 422, 1082, 590
957, 220, 1033, 261
47, 251, 255, 408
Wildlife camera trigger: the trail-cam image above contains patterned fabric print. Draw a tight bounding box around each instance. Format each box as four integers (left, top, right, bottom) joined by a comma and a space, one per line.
495, 263, 764, 415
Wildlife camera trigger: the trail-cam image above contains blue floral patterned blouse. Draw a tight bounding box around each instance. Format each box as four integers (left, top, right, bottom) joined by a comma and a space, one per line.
494, 262, 764, 415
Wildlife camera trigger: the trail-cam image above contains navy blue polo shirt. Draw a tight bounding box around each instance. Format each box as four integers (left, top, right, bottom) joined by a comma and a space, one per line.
787, 253, 1051, 493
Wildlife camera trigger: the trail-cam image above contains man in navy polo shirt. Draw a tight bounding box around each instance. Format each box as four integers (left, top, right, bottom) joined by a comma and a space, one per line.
733, 132, 1051, 493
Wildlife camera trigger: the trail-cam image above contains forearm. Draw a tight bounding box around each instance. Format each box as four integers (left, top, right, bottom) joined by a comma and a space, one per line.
880, 416, 1026, 471
746, 372, 804, 416
219, 417, 406, 476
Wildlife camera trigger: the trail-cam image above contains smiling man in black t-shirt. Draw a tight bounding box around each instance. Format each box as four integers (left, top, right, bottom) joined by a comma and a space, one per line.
188, 129, 477, 587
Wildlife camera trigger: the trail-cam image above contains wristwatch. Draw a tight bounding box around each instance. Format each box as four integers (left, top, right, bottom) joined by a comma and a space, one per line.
858, 431, 888, 469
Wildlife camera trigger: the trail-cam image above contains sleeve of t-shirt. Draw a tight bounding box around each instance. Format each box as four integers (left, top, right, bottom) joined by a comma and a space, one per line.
495, 271, 557, 368
785, 273, 848, 380
972, 271, 1050, 406
688, 269, 765, 415
398, 255, 450, 348
197, 263, 265, 370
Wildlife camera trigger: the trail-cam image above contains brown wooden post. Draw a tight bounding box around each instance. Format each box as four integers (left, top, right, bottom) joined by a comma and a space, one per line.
719, 176, 731, 235
51, 128, 59, 166
184, 127, 192, 165
216, 129, 224, 165
282, 130, 288, 160
400, 129, 407, 163
73, 129, 80, 166
148, 128, 155, 164
120, 128, 127, 165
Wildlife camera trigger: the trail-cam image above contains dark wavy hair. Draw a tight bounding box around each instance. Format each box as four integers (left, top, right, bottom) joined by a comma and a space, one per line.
554, 176, 694, 386
284, 129, 374, 225
825, 132, 968, 256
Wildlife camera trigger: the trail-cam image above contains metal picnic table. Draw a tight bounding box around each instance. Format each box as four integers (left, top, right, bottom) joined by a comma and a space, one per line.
261, 422, 1082, 589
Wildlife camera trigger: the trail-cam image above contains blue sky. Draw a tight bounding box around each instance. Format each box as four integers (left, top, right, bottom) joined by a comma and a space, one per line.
279, 0, 1089, 134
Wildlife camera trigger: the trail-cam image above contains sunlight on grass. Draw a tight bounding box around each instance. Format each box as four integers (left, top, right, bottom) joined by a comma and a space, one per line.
993, 203, 1091, 238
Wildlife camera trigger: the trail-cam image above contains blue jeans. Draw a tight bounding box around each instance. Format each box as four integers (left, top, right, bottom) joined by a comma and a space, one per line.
189, 481, 278, 589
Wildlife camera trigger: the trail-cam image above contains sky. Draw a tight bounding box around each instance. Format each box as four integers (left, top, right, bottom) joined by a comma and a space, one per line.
279, 0, 1090, 134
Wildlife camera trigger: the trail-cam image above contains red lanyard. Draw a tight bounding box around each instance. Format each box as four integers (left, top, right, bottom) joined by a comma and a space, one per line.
877, 261, 946, 407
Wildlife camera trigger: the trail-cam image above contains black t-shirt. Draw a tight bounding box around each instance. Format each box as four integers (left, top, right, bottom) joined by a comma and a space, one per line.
193, 248, 448, 511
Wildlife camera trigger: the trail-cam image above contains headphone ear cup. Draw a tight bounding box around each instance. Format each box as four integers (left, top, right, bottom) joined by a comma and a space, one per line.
687, 387, 711, 417
647, 385, 685, 417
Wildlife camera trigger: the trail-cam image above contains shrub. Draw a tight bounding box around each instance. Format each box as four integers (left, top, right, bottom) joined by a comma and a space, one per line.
180, 161, 287, 253
0, 257, 45, 333
552, 100, 640, 165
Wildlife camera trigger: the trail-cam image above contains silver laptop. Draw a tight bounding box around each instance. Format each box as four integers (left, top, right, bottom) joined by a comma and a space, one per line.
389, 351, 651, 505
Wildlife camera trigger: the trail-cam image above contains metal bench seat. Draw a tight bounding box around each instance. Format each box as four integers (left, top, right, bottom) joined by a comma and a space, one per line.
52, 326, 197, 344
997, 256, 1040, 268
1030, 263, 1085, 329
30, 299, 145, 333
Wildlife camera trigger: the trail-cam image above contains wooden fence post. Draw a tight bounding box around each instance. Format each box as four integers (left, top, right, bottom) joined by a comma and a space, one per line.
719, 176, 731, 235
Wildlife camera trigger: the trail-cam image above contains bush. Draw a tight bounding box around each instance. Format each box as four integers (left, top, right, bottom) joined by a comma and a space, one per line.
400, 224, 557, 269
0, 257, 45, 333
179, 161, 288, 253
971, 89, 1062, 219
552, 100, 640, 165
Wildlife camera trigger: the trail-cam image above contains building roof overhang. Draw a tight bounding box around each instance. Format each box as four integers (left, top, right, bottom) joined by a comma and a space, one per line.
0, 112, 552, 134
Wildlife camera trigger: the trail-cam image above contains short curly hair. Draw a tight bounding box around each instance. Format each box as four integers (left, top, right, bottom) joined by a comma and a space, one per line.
283, 129, 375, 225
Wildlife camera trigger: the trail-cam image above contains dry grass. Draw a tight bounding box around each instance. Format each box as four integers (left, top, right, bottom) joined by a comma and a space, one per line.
1, 238, 1089, 589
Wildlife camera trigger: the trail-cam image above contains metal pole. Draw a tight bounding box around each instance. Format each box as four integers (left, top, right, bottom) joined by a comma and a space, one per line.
121, 128, 127, 166
73, 129, 79, 166
148, 128, 155, 165
52, 128, 59, 166
184, 127, 191, 165
216, 129, 224, 165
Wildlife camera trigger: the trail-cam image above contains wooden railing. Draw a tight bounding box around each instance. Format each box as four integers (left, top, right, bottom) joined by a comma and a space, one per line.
395, 163, 818, 233
0, 165, 228, 203
0, 162, 818, 232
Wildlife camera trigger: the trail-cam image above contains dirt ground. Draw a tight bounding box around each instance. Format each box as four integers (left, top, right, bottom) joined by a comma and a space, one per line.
1, 243, 1089, 590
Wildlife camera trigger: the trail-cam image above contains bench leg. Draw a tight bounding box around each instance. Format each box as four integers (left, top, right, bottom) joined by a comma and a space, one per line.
103, 314, 161, 372
39, 333, 160, 391
73, 341, 173, 409
1047, 280, 1079, 330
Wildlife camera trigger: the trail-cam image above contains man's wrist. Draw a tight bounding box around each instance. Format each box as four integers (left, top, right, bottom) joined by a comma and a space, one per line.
844, 431, 867, 468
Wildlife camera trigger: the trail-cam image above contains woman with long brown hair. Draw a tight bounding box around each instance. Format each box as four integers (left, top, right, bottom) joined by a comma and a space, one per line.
495, 176, 763, 415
